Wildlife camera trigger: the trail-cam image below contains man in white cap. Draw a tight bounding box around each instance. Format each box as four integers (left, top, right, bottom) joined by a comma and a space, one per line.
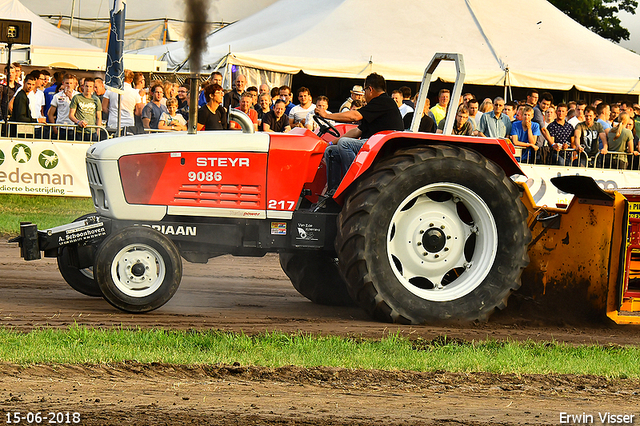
339, 85, 365, 112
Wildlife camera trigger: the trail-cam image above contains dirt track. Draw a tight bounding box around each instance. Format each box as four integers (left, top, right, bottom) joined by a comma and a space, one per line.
1, 238, 640, 425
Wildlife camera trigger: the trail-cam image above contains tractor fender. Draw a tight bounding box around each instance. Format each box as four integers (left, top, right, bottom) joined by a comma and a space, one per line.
334, 131, 524, 198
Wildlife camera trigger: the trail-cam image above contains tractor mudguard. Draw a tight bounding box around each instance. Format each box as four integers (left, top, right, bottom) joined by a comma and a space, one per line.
333, 131, 523, 198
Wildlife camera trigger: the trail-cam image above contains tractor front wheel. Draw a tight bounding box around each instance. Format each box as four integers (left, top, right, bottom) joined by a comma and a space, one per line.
94, 226, 182, 313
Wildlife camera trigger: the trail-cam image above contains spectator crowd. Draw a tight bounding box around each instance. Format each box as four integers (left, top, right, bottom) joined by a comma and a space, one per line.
2, 63, 640, 170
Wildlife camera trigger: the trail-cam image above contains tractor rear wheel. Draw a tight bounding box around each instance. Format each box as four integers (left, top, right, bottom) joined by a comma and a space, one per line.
279, 252, 354, 306
335, 145, 530, 323
94, 226, 182, 313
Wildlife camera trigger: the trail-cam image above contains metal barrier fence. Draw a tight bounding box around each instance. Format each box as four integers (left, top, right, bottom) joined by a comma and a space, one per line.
515, 146, 640, 170
1, 121, 110, 143
1, 122, 178, 141
593, 151, 640, 170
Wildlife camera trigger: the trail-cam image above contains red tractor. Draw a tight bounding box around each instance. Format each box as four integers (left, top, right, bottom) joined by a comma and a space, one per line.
13, 54, 532, 323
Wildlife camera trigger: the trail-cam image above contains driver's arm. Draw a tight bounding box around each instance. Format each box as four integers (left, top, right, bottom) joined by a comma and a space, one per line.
334, 127, 362, 142
317, 108, 363, 123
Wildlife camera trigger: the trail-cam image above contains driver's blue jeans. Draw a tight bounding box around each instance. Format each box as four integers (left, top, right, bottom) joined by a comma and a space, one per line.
324, 144, 343, 192
323, 137, 367, 192
337, 137, 366, 172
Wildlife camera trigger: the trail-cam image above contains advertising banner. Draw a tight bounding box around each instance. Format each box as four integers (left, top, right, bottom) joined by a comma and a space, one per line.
0, 139, 91, 197
514, 164, 640, 208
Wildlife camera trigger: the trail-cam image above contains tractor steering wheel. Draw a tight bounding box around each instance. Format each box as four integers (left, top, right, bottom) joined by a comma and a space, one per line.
315, 114, 341, 138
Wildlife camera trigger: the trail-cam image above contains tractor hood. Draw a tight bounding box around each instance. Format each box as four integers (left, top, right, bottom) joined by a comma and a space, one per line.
87, 131, 270, 161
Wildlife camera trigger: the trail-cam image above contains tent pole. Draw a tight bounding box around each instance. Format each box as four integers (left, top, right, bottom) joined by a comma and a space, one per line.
105, 21, 111, 53
3, 43, 11, 128
503, 70, 507, 101
224, 50, 232, 91
69, 0, 76, 35
163, 19, 168, 45
117, 93, 122, 137
503, 68, 512, 102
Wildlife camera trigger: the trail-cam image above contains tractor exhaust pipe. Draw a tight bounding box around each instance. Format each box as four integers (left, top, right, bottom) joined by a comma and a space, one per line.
185, 0, 208, 134
188, 74, 198, 134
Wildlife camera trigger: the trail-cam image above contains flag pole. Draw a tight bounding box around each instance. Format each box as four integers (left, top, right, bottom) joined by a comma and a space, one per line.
105, 0, 126, 137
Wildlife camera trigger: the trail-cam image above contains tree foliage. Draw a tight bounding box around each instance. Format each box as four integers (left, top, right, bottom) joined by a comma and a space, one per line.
548, 0, 637, 43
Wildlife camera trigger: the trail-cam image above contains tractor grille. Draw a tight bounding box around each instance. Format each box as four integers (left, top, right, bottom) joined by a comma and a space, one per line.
86, 160, 107, 210
86, 161, 103, 186
175, 184, 262, 207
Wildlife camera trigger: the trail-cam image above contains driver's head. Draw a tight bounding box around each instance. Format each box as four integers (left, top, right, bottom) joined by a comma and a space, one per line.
363, 73, 386, 93
363, 73, 386, 102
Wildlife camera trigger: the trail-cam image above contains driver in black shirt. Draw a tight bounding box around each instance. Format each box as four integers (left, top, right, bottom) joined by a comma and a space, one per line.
314, 73, 403, 194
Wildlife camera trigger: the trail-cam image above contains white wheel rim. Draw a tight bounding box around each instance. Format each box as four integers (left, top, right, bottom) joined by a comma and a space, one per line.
110, 244, 166, 298
386, 182, 498, 302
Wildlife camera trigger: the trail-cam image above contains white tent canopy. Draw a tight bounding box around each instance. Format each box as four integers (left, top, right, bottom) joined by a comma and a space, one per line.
0, 0, 165, 71
1, 0, 99, 50
138, 0, 640, 94
21, 0, 279, 51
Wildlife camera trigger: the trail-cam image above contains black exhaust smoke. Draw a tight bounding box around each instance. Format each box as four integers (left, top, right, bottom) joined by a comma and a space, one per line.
185, 0, 209, 133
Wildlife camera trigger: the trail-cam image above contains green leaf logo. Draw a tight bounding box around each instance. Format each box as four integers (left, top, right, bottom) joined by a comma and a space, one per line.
12, 144, 32, 163
39, 150, 59, 169
0, 149, 4, 166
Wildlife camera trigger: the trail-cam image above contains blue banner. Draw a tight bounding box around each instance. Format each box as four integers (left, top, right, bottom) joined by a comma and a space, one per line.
105, 0, 126, 92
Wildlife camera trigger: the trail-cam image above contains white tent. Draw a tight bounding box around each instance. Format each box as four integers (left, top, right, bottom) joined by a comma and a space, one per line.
137, 0, 640, 95
21, 0, 279, 51
0, 0, 165, 71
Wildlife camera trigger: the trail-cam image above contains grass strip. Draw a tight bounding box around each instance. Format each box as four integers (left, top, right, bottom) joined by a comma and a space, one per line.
0, 194, 94, 235
0, 326, 638, 378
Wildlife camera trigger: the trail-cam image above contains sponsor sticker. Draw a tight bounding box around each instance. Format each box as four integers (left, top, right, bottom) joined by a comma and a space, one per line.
295, 222, 320, 242
271, 222, 287, 235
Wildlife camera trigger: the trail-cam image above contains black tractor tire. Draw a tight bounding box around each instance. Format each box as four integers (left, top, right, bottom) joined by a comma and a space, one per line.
279, 252, 354, 306
335, 145, 530, 324
94, 226, 182, 313
56, 213, 102, 297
